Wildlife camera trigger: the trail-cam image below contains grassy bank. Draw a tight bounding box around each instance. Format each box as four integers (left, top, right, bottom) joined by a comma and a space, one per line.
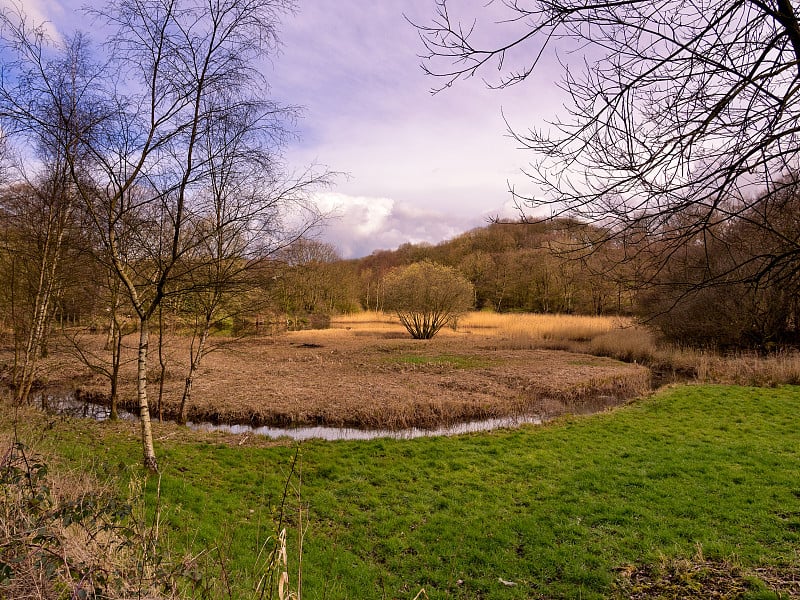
5, 384, 800, 598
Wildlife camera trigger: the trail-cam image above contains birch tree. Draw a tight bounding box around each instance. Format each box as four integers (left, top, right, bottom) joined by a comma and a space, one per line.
175, 102, 323, 425
1, 0, 312, 471
0, 32, 95, 403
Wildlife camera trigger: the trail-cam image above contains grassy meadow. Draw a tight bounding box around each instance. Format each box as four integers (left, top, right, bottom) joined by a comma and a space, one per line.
4, 384, 800, 599
3, 312, 800, 598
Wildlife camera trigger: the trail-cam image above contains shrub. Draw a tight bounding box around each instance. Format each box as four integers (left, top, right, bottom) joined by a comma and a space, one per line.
382, 261, 474, 339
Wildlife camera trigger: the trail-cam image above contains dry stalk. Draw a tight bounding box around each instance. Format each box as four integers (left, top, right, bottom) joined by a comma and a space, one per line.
255, 445, 306, 600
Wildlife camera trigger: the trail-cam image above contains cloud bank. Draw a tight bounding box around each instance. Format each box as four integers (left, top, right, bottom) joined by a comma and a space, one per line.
314, 192, 519, 258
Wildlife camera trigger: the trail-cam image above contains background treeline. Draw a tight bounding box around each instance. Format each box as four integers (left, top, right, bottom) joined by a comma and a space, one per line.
354, 219, 639, 316
2, 182, 799, 356
286, 198, 800, 351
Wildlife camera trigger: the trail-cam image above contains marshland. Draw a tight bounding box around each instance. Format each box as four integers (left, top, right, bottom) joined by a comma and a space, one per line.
15, 312, 651, 431
4, 0, 800, 597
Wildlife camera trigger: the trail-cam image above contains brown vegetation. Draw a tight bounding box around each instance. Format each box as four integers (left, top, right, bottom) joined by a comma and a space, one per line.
0, 434, 188, 599
0, 315, 651, 430
613, 554, 800, 599
4, 311, 800, 433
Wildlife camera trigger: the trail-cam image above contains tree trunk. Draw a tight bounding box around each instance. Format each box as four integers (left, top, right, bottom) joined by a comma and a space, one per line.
157, 305, 167, 422
137, 319, 158, 472
15, 239, 60, 404
109, 319, 121, 420
179, 319, 210, 425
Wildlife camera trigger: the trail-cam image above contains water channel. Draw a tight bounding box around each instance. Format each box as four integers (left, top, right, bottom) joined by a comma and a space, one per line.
33, 390, 545, 441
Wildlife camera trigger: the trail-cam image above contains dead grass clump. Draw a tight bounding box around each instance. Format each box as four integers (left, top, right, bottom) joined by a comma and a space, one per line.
695, 350, 800, 386
613, 554, 800, 599
0, 441, 175, 600
588, 327, 658, 364
0, 403, 307, 598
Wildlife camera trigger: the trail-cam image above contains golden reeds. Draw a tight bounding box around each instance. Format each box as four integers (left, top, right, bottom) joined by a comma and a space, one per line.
333, 311, 627, 347
333, 310, 800, 387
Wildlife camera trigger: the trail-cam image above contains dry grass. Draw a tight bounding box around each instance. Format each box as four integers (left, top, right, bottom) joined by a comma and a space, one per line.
695, 350, 800, 386
3, 311, 798, 431
0, 424, 180, 600
613, 554, 800, 599
331, 310, 407, 338
334, 311, 627, 347
0, 321, 650, 430
588, 327, 659, 363
457, 311, 625, 344
338, 311, 800, 387
331, 311, 397, 325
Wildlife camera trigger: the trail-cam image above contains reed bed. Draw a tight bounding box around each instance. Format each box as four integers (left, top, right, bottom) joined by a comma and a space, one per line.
588, 326, 658, 363
331, 310, 397, 325
331, 311, 406, 337
695, 351, 800, 386
334, 310, 800, 388
333, 310, 627, 346
458, 311, 624, 342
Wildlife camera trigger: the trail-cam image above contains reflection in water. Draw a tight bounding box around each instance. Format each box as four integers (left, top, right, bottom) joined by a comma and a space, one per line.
33, 391, 137, 422
186, 415, 543, 441
35, 392, 543, 441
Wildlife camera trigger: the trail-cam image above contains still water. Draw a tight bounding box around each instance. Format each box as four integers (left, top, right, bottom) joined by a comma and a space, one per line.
35, 390, 543, 441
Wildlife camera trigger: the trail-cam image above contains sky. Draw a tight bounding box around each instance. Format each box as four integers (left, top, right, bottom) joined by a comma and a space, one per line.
2, 0, 567, 257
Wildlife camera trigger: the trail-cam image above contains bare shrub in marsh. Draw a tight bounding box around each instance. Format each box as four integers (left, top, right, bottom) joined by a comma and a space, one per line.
383, 262, 474, 339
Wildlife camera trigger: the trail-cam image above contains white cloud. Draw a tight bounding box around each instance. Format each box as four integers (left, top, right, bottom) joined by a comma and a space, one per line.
314, 193, 394, 237
312, 191, 502, 258
0, 0, 67, 39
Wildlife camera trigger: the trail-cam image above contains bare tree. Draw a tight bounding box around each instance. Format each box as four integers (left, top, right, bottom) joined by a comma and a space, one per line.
272, 238, 349, 318
416, 0, 800, 291
174, 102, 324, 425
383, 261, 474, 339
1, 0, 317, 470
0, 30, 97, 403
1, 180, 75, 403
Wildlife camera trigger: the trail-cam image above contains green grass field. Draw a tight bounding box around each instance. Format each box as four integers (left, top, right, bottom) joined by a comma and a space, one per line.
14, 384, 800, 598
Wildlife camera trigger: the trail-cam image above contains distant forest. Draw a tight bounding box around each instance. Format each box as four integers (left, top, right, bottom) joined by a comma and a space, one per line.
245, 215, 800, 351
5, 200, 797, 352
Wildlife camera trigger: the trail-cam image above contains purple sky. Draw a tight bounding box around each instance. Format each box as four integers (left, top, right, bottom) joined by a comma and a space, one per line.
4, 0, 566, 257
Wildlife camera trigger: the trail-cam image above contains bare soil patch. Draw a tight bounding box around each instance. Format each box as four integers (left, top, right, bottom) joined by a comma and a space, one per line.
2, 327, 650, 430
613, 557, 800, 599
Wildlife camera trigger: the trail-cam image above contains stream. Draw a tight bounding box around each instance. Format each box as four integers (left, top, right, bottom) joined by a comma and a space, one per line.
33, 390, 544, 441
